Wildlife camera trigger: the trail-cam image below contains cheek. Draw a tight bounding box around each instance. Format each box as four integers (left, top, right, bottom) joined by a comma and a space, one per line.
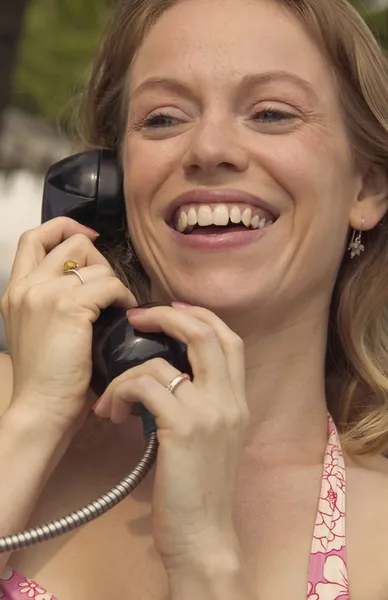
262, 131, 354, 280
124, 137, 182, 205
266, 129, 354, 221
122, 138, 181, 260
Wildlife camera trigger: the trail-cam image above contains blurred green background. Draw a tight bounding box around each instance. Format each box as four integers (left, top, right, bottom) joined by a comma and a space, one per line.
5, 0, 112, 129
3, 0, 388, 130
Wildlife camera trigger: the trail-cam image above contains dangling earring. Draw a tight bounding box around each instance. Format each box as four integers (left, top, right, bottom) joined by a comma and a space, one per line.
348, 219, 365, 259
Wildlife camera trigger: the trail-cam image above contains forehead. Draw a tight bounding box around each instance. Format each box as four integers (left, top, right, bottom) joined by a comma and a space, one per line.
130, 0, 336, 103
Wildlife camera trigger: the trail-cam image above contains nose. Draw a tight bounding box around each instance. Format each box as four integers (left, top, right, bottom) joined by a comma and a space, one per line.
182, 115, 249, 178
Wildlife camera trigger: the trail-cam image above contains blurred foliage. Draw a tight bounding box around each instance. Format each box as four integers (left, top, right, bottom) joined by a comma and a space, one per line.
9, 0, 388, 126
353, 1, 388, 47
369, 10, 388, 49
11, 0, 112, 126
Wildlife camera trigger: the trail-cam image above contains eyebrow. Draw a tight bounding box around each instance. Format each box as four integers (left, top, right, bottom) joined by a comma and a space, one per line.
131, 70, 319, 104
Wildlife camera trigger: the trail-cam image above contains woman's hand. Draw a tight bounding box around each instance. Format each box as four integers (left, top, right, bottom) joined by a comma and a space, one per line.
93, 303, 249, 573
0, 217, 136, 434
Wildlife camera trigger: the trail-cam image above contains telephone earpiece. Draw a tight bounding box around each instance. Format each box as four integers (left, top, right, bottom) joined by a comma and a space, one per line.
41, 150, 191, 437
42, 149, 123, 223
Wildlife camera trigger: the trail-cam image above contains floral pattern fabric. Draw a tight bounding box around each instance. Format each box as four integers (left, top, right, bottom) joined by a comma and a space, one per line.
0, 567, 54, 599
0, 416, 348, 599
308, 417, 349, 599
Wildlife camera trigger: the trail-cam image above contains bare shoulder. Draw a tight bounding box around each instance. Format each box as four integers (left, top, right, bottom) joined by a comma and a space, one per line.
347, 451, 388, 501
0, 352, 13, 415
355, 452, 388, 475
345, 452, 388, 599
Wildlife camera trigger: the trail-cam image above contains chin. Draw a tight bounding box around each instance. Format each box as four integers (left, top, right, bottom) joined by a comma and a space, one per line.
150, 260, 285, 319
170, 275, 269, 315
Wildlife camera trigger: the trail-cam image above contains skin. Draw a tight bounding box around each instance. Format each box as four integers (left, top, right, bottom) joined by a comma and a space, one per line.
123, 0, 387, 441
2, 0, 388, 599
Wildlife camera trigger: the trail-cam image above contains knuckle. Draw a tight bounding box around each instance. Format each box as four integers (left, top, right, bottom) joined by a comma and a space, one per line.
106, 276, 125, 295
178, 404, 244, 440
202, 401, 247, 432
7, 282, 26, 309
176, 421, 196, 440
147, 357, 168, 373
189, 323, 217, 345
22, 286, 45, 311
134, 375, 155, 392
224, 406, 245, 428
203, 411, 224, 433
68, 232, 93, 250
17, 227, 36, 249
227, 333, 244, 352
0, 293, 8, 317
55, 295, 74, 316
112, 379, 129, 398
55, 216, 76, 227
100, 264, 115, 278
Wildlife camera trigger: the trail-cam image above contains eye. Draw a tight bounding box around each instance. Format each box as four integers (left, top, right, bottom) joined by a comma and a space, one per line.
141, 112, 180, 129
252, 108, 297, 124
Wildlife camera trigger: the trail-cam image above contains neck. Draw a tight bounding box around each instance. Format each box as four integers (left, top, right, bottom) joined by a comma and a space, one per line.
230, 309, 330, 464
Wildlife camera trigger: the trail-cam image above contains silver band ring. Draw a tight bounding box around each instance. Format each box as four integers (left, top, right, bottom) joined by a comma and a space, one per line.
165, 373, 190, 395
63, 269, 85, 285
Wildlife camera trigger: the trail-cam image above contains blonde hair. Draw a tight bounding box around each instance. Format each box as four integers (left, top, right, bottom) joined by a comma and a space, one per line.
78, 0, 388, 456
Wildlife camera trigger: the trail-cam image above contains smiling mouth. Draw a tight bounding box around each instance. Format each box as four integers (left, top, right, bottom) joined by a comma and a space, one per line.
171, 202, 276, 234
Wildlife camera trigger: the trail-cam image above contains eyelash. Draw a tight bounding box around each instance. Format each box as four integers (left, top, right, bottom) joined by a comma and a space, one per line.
139, 107, 297, 129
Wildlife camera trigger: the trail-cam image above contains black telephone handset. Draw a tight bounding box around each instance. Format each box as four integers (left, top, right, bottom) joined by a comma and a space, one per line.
42, 149, 192, 437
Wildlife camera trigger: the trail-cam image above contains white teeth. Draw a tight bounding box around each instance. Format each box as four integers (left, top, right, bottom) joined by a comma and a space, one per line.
230, 206, 241, 224
213, 204, 230, 226
242, 208, 252, 228
174, 204, 275, 233
187, 207, 198, 226
251, 215, 260, 229
177, 211, 187, 232
197, 205, 213, 226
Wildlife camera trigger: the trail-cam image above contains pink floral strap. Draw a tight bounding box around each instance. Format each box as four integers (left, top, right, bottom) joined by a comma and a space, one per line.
308, 416, 349, 600
0, 566, 56, 599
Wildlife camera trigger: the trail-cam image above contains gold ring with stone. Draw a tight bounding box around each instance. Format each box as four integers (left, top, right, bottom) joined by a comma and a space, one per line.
63, 260, 79, 272
63, 261, 85, 285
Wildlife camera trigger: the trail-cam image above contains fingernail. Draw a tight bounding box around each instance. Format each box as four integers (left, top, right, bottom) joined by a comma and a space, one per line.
171, 302, 192, 308
93, 397, 103, 411
83, 226, 100, 236
127, 308, 148, 318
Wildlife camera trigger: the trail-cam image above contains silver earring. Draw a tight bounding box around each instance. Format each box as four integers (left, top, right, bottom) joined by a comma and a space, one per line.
348, 221, 365, 259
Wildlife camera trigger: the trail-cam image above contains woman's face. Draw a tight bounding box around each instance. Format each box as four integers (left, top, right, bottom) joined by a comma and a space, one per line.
124, 0, 362, 321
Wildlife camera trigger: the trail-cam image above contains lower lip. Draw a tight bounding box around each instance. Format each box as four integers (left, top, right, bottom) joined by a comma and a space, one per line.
169, 226, 269, 250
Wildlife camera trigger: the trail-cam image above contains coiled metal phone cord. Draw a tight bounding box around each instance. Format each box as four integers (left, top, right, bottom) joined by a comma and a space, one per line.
0, 432, 158, 553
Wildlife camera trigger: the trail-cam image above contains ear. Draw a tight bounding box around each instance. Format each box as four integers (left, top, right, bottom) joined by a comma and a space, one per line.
349, 164, 388, 230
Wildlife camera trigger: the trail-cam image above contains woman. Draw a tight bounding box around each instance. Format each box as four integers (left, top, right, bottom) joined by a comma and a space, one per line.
1, 0, 388, 597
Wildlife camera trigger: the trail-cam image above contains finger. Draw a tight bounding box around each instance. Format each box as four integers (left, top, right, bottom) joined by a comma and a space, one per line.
10, 218, 100, 281
1, 265, 129, 324
97, 357, 191, 409
56, 264, 115, 285
95, 374, 182, 427
33, 232, 112, 278
15, 263, 114, 289
171, 304, 245, 402
61, 276, 137, 319
127, 306, 230, 389
10, 274, 136, 323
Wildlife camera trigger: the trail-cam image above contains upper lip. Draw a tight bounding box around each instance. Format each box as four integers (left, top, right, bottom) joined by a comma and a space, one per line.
165, 189, 280, 225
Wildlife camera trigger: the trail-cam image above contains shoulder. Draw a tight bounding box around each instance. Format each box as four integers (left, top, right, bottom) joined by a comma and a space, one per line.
340, 453, 388, 598
0, 352, 13, 416
346, 452, 388, 503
